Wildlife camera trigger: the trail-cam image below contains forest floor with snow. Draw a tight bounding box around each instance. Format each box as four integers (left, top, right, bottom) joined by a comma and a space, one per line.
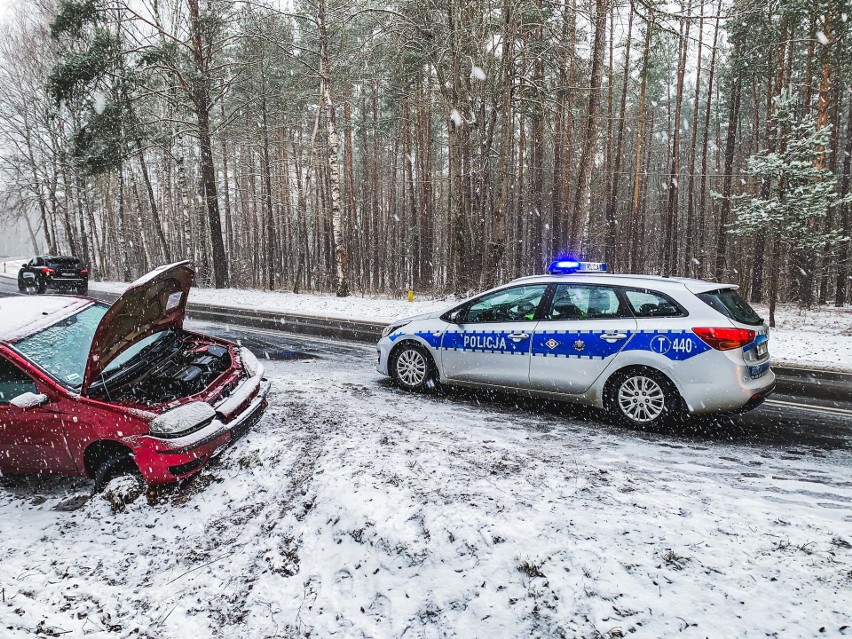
2, 257, 849, 371
1, 351, 851, 639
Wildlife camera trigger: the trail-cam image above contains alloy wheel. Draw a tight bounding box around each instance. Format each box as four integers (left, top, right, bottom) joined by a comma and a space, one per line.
617, 375, 666, 423
395, 348, 427, 387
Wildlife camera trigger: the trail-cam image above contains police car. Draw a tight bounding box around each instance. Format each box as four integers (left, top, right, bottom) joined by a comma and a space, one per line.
376, 261, 775, 428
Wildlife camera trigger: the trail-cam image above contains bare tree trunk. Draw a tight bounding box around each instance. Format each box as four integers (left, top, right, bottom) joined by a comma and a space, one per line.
629, 11, 653, 272
568, 0, 607, 255
188, 0, 228, 288
683, 0, 704, 277
416, 76, 434, 288
662, 2, 690, 274
343, 85, 358, 288
558, 0, 577, 258
605, 2, 633, 268
316, 0, 348, 296
219, 93, 234, 262
175, 135, 193, 261
714, 41, 742, 281
529, 0, 545, 271
73, 174, 91, 271
490, 0, 516, 285
117, 165, 131, 281
260, 88, 277, 290
804, 9, 832, 306
835, 95, 852, 307
23, 126, 56, 253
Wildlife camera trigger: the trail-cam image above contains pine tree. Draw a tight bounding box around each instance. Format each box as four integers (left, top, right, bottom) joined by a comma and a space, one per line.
728, 92, 850, 324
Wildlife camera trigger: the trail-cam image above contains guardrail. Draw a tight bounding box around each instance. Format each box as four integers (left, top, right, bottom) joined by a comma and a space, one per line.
772, 366, 852, 403
85, 289, 386, 342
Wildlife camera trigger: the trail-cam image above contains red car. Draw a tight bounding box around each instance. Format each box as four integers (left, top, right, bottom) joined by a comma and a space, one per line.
0, 262, 269, 488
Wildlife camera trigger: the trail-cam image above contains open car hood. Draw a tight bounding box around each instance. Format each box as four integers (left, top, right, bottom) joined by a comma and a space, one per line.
82, 262, 194, 394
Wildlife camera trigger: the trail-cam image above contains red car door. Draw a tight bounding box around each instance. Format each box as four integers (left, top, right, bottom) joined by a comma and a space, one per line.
0, 355, 77, 475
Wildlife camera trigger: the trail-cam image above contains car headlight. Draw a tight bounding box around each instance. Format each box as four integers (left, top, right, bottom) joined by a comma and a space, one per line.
382, 321, 411, 338
150, 401, 216, 437
241, 347, 260, 376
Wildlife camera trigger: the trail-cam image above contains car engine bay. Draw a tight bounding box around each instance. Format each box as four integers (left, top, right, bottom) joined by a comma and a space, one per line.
92, 338, 232, 406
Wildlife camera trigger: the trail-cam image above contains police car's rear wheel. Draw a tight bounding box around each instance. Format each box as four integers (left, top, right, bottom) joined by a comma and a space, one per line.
390, 343, 433, 391
608, 369, 682, 428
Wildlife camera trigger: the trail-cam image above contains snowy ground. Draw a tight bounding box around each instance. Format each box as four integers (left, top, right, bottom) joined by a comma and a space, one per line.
1, 257, 850, 369
752, 303, 852, 371
1, 342, 851, 639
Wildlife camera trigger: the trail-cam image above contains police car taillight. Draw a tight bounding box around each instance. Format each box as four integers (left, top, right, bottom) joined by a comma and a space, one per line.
692, 327, 756, 351
547, 260, 607, 274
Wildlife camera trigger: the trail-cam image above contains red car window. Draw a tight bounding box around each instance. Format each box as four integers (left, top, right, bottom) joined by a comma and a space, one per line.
0, 357, 38, 404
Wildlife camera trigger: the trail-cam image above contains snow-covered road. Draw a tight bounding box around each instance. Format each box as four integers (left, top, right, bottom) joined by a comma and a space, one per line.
1, 326, 851, 638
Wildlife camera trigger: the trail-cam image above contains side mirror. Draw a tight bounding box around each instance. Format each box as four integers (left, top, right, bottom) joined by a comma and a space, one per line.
9, 392, 49, 410
446, 309, 464, 324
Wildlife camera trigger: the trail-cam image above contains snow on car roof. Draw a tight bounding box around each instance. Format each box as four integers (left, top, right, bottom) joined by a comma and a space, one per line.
0, 296, 95, 342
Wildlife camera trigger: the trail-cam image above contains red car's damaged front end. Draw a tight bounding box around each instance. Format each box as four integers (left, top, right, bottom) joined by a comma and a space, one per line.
85, 332, 270, 485
0, 262, 270, 487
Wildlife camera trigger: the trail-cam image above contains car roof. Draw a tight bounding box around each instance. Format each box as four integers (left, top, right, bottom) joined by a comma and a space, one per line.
0, 296, 94, 342
508, 272, 736, 294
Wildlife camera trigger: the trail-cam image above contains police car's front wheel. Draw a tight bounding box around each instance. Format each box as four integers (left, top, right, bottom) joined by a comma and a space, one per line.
607, 368, 683, 429
390, 343, 435, 392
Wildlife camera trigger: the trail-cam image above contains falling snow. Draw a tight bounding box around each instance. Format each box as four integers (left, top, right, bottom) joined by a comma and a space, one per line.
1, 355, 850, 638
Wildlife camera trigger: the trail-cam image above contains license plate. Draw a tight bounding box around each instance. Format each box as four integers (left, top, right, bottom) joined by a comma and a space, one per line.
63, 271, 76, 276
756, 342, 768, 358
749, 361, 770, 379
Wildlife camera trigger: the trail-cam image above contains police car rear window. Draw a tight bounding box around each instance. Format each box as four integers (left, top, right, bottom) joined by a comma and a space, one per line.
623, 289, 685, 318
697, 289, 763, 326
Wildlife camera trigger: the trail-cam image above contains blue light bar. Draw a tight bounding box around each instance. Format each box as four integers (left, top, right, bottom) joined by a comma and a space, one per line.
547, 260, 608, 274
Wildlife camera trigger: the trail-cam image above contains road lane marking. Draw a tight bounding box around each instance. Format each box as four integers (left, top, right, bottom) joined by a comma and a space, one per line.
765, 398, 852, 417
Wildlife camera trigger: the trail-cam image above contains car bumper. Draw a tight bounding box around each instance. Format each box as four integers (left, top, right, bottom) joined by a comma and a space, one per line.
47, 277, 87, 287
133, 378, 271, 485
679, 364, 776, 415
376, 338, 391, 376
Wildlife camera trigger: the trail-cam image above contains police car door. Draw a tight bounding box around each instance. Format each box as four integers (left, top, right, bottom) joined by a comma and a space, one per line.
529, 283, 637, 394
441, 284, 548, 388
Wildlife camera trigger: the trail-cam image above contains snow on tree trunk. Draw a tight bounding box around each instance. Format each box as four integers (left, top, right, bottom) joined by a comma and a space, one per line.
317, 0, 349, 297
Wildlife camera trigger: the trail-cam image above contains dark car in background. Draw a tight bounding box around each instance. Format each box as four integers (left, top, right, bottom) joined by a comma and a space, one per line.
18, 255, 88, 295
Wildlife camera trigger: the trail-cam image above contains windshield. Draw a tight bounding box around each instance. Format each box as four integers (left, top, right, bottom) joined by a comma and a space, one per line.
697, 289, 764, 326
13, 304, 170, 389
14, 304, 107, 388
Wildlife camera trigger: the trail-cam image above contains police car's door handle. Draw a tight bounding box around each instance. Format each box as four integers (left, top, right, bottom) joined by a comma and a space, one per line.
508, 333, 529, 342
601, 332, 629, 342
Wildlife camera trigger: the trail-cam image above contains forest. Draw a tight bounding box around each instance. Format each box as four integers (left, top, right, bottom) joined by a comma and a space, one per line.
0, 0, 849, 321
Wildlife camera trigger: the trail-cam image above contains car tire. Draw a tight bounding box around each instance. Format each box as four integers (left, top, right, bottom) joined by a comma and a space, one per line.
93, 453, 140, 494
389, 342, 436, 392
606, 368, 684, 429
17, 278, 24, 292
36, 280, 46, 294
78, 285, 88, 296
